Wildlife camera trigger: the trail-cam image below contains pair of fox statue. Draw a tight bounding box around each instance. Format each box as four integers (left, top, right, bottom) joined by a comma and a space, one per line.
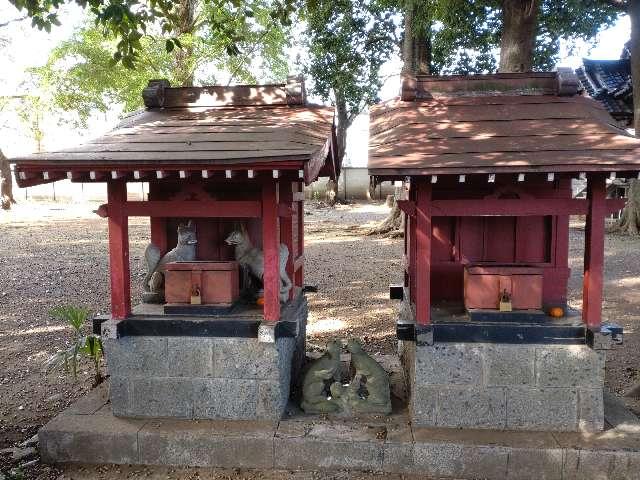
142, 221, 292, 304
301, 339, 392, 416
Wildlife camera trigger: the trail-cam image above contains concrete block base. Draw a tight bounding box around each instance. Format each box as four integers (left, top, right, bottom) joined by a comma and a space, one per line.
39, 383, 640, 479
401, 341, 605, 432
103, 296, 307, 421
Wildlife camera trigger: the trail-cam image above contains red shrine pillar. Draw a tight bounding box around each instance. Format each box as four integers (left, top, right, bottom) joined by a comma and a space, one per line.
415, 179, 432, 326
296, 180, 305, 289
107, 180, 132, 320
148, 182, 168, 254
582, 173, 607, 331
279, 180, 295, 301
408, 184, 417, 304
262, 181, 281, 323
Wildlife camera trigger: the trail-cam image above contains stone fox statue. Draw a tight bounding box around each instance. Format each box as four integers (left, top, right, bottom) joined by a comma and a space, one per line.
143, 221, 198, 302
225, 227, 292, 302
345, 339, 392, 414
301, 341, 342, 413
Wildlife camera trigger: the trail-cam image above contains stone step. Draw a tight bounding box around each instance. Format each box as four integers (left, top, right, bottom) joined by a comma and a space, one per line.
39, 384, 640, 479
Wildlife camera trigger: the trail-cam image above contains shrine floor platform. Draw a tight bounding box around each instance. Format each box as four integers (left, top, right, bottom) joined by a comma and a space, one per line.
39, 382, 640, 479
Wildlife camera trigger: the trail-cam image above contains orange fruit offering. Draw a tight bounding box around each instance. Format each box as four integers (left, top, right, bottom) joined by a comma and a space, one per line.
548, 306, 564, 318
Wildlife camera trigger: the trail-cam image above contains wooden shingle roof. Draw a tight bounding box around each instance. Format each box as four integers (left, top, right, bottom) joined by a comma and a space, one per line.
369, 72, 640, 178
12, 77, 337, 186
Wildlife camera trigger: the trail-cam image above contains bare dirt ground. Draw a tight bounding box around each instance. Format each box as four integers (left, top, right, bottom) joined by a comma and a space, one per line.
0, 200, 639, 479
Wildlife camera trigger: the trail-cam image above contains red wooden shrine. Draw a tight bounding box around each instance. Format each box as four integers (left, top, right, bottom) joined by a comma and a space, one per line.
12, 77, 338, 324
369, 71, 639, 331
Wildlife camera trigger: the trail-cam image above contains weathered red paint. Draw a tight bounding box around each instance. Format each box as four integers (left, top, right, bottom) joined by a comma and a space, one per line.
582, 173, 607, 330
150, 218, 168, 255
464, 266, 544, 310
404, 176, 586, 322
279, 181, 295, 300
415, 180, 432, 325
262, 182, 281, 322
296, 181, 305, 289
107, 180, 131, 320
98, 200, 262, 218
429, 198, 626, 216
164, 261, 240, 305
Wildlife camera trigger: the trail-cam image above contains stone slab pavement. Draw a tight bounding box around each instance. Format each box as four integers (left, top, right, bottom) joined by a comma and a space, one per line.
39, 383, 640, 480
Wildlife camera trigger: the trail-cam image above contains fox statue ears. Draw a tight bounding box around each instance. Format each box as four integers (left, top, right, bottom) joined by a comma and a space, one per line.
178, 220, 195, 231
230, 221, 248, 234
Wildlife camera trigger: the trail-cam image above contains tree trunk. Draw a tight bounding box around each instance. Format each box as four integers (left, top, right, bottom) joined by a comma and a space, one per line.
327, 91, 350, 207
1, 148, 16, 210
630, 0, 640, 134
414, 31, 431, 75
401, 1, 414, 74
370, 0, 429, 234
174, 0, 198, 87
401, 0, 431, 75
366, 194, 403, 235
618, 179, 640, 234
618, 1, 640, 235
498, 0, 540, 73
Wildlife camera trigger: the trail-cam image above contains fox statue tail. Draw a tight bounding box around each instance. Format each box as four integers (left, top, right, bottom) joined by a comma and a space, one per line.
143, 243, 162, 292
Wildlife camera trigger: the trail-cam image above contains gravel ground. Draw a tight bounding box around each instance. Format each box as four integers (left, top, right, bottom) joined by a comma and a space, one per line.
0, 200, 639, 479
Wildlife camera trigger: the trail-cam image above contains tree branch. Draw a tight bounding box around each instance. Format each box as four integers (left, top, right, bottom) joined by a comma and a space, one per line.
0, 15, 27, 28
600, 0, 628, 11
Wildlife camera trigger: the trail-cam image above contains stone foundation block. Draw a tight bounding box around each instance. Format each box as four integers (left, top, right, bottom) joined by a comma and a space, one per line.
415, 343, 483, 385
485, 344, 535, 386
39, 413, 144, 464
535, 346, 605, 388
104, 296, 307, 421
506, 448, 563, 480
274, 420, 385, 471
167, 337, 214, 377
578, 388, 605, 432
406, 342, 605, 432
437, 386, 507, 429
131, 378, 194, 418
413, 443, 509, 479
138, 419, 275, 468
105, 337, 168, 377
382, 423, 415, 474
506, 387, 577, 431
37, 386, 640, 479
193, 378, 258, 419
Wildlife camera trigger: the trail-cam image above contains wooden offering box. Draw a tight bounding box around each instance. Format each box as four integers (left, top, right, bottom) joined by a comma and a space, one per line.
464, 265, 543, 311
165, 261, 240, 305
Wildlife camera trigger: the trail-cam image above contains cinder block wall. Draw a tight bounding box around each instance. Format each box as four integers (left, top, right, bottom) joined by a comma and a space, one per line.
403, 342, 605, 432
105, 335, 298, 421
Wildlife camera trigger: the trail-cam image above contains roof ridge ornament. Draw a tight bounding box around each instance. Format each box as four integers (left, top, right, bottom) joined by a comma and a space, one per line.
556, 67, 579, 97
286, 75, 306, 106
401, 74, 417, 102
142, 79, 171, 108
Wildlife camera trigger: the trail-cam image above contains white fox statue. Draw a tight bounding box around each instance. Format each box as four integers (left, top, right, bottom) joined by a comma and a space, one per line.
142, 220, 198, 303
225, 227, 292, 303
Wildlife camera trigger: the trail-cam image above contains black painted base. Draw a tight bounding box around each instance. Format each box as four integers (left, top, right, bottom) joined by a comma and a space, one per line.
163, 304, 234, 315
467, 308, 547, 323
397, 321, 586, 345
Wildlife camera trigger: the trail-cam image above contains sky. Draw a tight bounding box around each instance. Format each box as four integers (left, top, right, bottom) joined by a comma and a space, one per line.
0, 2, 633, 167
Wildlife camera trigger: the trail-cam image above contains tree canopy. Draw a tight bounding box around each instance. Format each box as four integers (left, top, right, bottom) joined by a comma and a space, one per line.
303, 0, 396, 147
10, 0, 295, 68
402, 0, 621, 75
31, 0, 290, 127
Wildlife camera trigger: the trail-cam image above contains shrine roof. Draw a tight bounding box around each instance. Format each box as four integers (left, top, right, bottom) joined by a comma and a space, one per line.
12, 77, 337, 187
369, 71, 640, 178
576, 58, 633, 126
